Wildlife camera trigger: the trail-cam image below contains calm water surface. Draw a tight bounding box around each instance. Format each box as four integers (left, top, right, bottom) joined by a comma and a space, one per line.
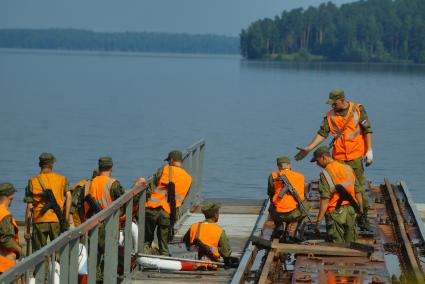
1, 50, 425, 219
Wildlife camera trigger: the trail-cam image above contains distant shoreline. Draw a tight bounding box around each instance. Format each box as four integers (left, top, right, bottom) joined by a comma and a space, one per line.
0, 47, 242, 59
0, 28, 240, 55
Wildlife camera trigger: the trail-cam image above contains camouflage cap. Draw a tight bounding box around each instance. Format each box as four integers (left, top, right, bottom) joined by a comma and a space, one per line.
201, 202, 221, 217
0, 183, 16, 196
326, 88, 346, 105
164, 150, 183, 162
310, 146, 331, 162
98, 156, 113, 168
276, 156, 291, 164
39, 152, 56, 165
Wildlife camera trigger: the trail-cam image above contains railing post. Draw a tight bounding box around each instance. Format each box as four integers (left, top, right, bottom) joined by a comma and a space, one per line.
34, 256, 47, 284
191, 148, 199, 209
87, 226, 99, 284
69, 238, 80, 284
197, 143, 205, 205
59, 243, 70, 284
137, 190, 146, 256
104, 211, 119, 283
123, 199, 133, 277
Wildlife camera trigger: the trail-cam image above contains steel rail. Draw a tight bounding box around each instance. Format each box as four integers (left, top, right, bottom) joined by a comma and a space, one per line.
384, 177, 424, 284
230, 199, 270, 284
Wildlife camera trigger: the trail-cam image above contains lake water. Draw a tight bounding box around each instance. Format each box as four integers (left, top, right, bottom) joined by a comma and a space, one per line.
1, 49, 425, 219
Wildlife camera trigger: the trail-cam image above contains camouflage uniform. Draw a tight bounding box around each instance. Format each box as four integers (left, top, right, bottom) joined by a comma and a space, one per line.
144, 165, 171, 256
317, 103, 372, 210
182, 203, 232, 259
318, 160, 360, 243
24, 153, 71, 252
0, 184, 21, 261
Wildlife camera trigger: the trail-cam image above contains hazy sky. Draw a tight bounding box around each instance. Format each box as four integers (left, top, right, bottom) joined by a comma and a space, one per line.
0, 0, 354, 36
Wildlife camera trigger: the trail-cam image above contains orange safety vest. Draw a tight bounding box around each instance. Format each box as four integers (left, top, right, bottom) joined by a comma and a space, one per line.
145, 165, 192, 214
271, 170, 305, 213
322, 161, 357, 213
326, 102, 367, 161
0, 205, 19, 273
86, 176, 116, 210
30, 172, 66, 223
189, 222, 222, 267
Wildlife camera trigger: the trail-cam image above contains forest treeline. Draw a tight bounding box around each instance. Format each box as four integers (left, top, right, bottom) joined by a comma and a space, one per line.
240, 0, 425, 63
0, 29, 239, 55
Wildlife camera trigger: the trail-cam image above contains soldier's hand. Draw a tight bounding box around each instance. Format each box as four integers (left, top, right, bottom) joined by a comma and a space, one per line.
134, 177, 147, 188
24, 233, 31, 241
364, 149, 373, 167
294, 147, 310, 161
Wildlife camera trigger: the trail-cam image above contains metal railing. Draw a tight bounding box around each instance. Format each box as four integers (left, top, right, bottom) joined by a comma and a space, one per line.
0, 139, 206, 284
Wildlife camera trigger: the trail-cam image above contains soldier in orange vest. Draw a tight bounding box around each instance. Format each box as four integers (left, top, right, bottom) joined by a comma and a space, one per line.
311, 147, 362, 243
267, 156, 307, 240
294, 88, 372, 230
24, 153, 72, 252
0, 183, 22, 274
144, 150, 192, 256
183, 203, 233, 270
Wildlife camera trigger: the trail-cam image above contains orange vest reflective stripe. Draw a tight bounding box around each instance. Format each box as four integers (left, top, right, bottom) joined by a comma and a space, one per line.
271, 170, 305, 213
327, 102, 367, 161
0, 205, 19, 272
189, 222, 222, 264
146, 165, 192, 214
30, 172, 66, 223
322, 161, 357, 213
87, 176, 115, 209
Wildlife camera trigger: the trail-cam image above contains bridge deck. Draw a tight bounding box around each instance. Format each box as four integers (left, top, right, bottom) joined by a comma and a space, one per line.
130, 199, 264, 283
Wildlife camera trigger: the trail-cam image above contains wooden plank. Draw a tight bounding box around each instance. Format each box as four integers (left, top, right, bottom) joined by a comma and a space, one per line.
258, 249, 275, 284
271, 241, 367, 257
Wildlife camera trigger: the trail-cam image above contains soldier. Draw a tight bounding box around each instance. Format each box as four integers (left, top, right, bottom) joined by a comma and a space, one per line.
0, 183, 22, 274
295, 88, 372, 230
24, 153, 72, 252
311, 146, 362, 243
267, 156, 307, 240
144, 150, 192, 256
183, 203, 235, 270
69, 169, 99, 228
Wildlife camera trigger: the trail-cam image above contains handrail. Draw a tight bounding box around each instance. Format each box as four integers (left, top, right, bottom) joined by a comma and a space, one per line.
0, 139, 206, 284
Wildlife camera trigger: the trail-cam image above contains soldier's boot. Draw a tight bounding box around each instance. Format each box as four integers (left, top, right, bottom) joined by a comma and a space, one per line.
271, 223, 285, 239
358, 208, 371, 232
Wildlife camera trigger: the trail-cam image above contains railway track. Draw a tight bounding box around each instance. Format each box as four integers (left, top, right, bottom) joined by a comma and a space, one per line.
232, 178, 425, 284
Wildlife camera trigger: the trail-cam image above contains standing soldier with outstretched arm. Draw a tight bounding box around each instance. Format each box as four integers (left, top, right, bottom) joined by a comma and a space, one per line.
0, 183, 22, 274
24, 153, 72, 253
294, 88, 372, 230
144, 150, 192, 256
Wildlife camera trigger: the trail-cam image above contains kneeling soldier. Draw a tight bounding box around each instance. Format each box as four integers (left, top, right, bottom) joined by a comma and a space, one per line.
0, 183, 22, 274
311, 146, 362, 243
24, 153, 71, 253
268, 156, 307, 240
183, 203, 236, 270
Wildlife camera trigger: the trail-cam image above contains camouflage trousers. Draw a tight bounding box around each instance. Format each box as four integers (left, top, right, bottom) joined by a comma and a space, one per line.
32, 222, 61, 252
341, 157, 369, 209
144, 207, 171, 256
325, 205, 357, 243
